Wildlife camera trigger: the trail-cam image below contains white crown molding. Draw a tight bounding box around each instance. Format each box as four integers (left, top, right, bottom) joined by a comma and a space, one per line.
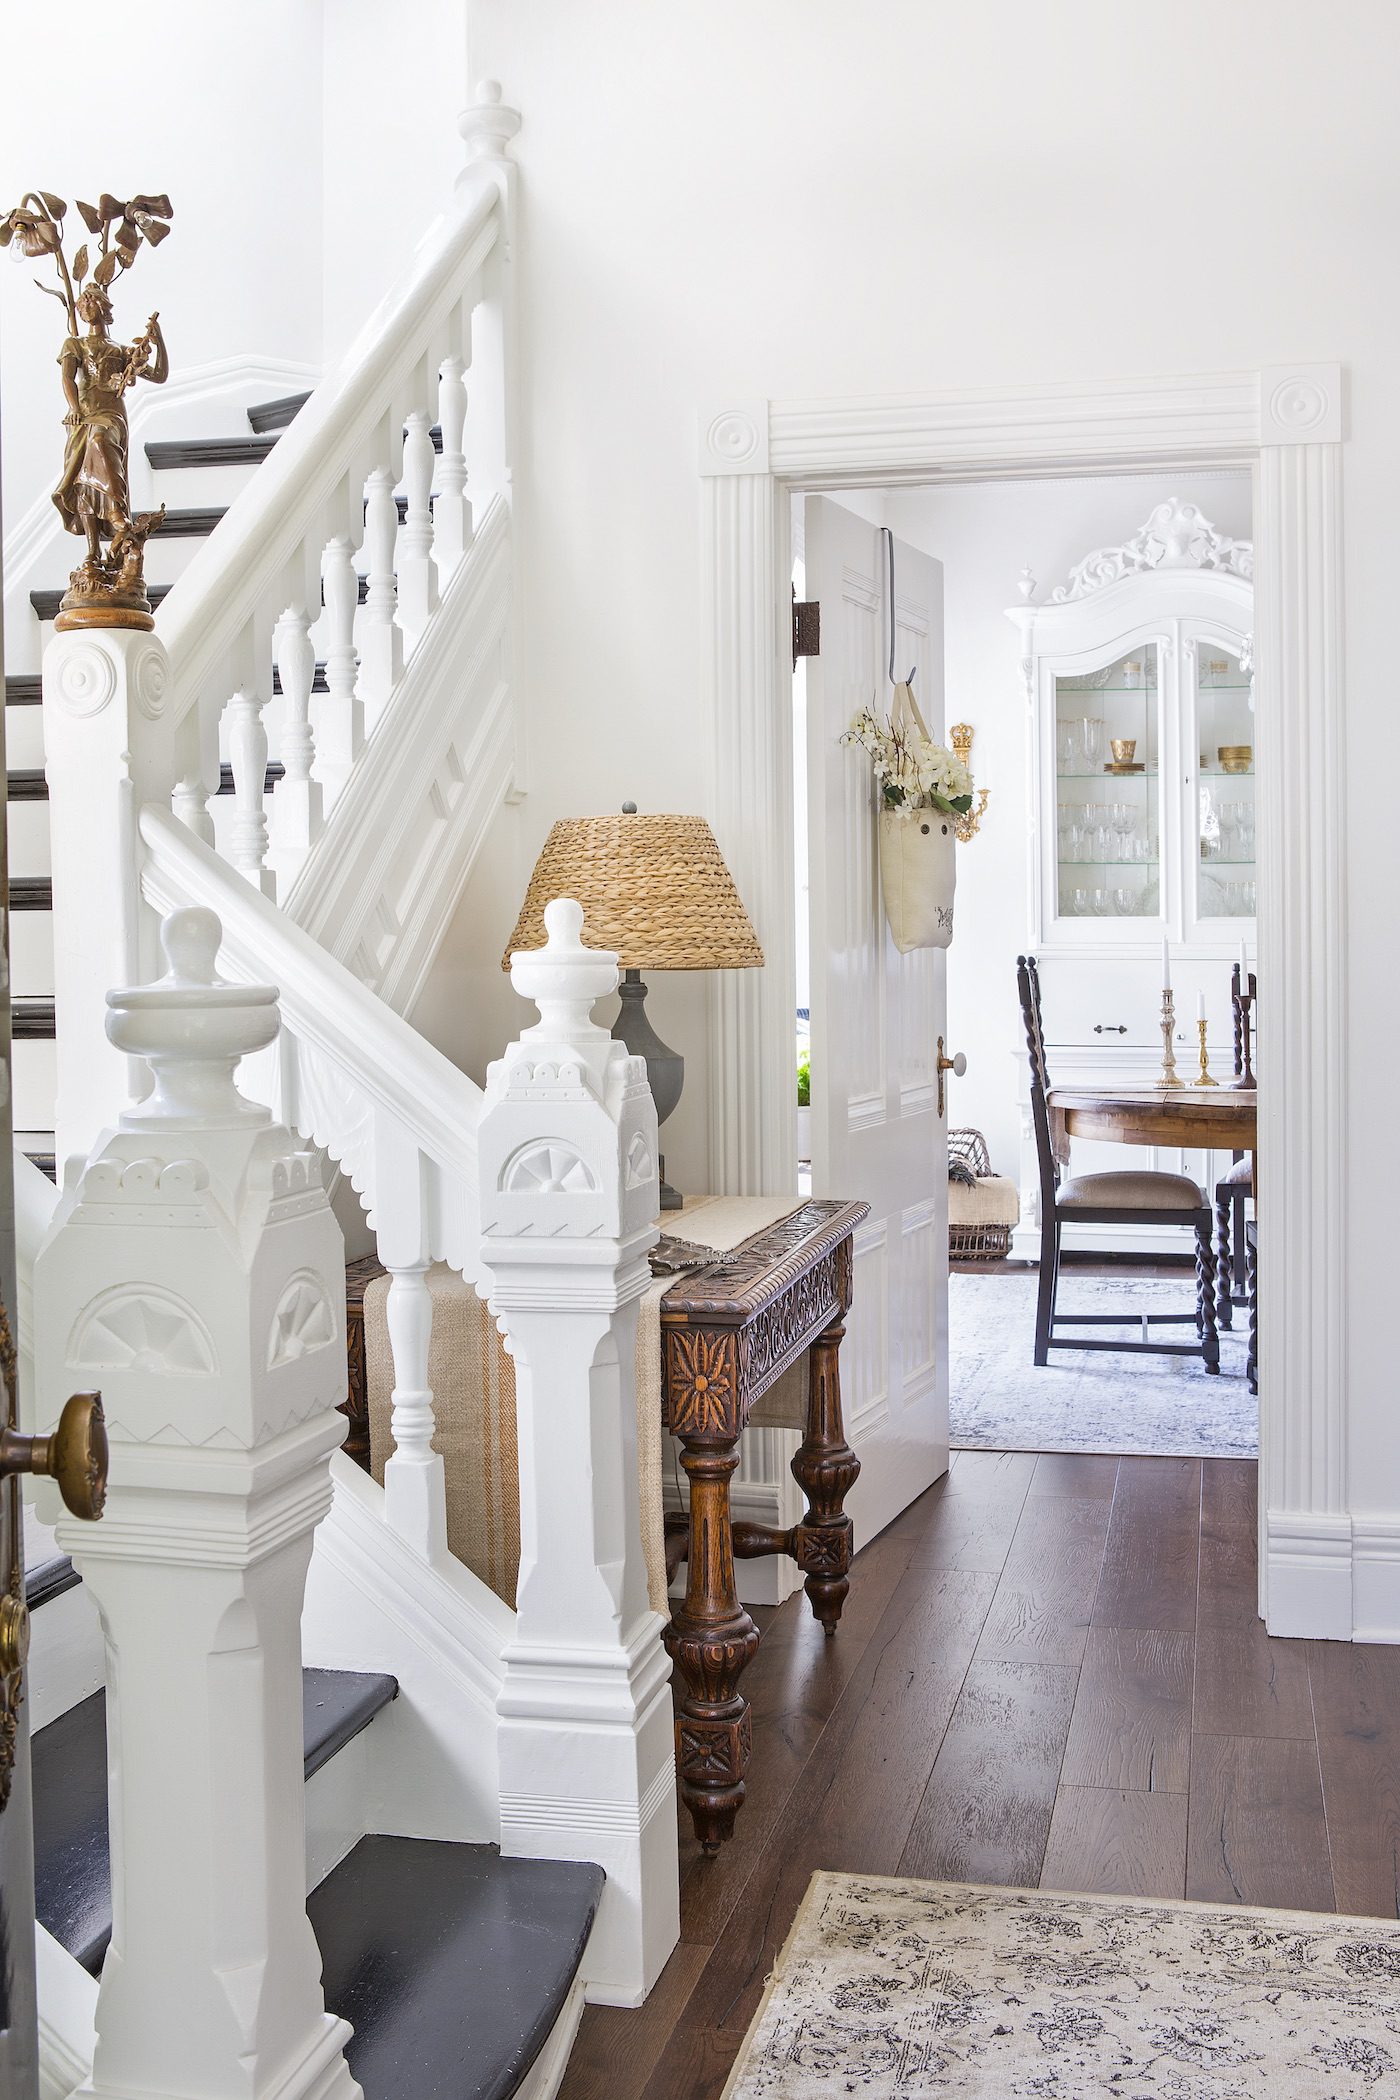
697, 402, 770, 477
1046, 496, 1253, 602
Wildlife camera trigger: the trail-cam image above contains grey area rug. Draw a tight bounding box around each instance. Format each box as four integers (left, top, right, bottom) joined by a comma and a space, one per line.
724, 1873, 1400, 2097
949, 1269, 1257, 1460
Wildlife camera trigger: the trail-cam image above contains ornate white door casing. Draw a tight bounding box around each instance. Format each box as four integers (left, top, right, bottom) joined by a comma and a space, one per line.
700, 364, 1354, 1641
803, 496, 949, 1542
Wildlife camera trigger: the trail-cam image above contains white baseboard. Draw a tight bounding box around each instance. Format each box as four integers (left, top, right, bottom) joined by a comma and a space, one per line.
36, 1924, 96, 2100
518, 1975, 588, 2100
1352, 1517, 1400, 1643
1261, 1507, 1400, 1643
1009, 1222, 1198, 1261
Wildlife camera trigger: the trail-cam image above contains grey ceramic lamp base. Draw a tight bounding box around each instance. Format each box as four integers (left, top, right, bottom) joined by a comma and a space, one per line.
611, 969, 683, 1211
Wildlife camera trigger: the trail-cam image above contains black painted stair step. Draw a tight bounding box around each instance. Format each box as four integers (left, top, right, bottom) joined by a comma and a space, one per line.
309, 1838, 603, 2100
247, 391, 312, 434
216, 761, 285, 796
146, 434, 278, 471
14, 999, 56, 1041
5, 674, 41, 707
25, 1556, 79, 1609
11, 876, 52, 911
8, 769, 47, 802
147, 507, 227, 539
32, 581, 172, 623
33, 1667, 398, 1978
25, 1151, 57, 1183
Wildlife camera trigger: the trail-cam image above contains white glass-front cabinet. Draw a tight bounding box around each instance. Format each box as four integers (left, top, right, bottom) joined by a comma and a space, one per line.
1005, 499, 1254, 1251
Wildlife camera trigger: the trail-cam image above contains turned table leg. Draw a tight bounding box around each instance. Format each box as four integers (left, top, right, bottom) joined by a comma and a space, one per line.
662, 1438, 761, 1855
790, 1314, 860, 1634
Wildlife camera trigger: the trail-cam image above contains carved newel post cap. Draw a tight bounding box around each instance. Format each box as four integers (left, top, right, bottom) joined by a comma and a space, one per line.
510, 898, 618, 1049
106, 907, 279, 1125
458, 79, 522, 163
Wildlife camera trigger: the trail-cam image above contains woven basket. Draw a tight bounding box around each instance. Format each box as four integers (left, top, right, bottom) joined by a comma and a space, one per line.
948, 1128, 1018, 1260
502, 811, 764, 971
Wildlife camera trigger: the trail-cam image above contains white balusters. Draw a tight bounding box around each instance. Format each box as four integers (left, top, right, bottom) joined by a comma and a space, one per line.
398, 411, 440, 641
34, 907, 358, 2100
226, 686, 275, 897
359, 466, 403, 724
318, 534, 363, 807
381, 1252, 448, 1561
435, 355, 471, 570
172, 774, 215, 845
269, 605, 323, 889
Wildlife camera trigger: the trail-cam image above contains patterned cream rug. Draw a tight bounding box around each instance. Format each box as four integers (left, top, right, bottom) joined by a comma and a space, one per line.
950, 1270, 1257, 1459
723, 1873, 1400, 2097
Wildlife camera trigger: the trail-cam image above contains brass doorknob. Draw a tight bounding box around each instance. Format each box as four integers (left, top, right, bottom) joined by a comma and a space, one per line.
0, 1391, 107, 1522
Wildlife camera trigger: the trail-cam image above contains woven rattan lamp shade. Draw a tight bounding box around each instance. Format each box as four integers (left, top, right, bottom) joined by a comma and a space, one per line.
503, 812, 764, 972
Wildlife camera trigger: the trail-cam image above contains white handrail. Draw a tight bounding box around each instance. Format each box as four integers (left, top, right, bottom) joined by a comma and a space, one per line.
158, 169, 502, 724
139, 805, 480, 1190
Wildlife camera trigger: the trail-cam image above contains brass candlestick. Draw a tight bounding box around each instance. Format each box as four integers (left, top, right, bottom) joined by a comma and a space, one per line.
1196, 1018, 1217, 1087
1158, 989, 1184, 1089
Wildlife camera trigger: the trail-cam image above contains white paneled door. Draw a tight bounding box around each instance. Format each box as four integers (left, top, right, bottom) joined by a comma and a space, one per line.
803, 496, 950, 1542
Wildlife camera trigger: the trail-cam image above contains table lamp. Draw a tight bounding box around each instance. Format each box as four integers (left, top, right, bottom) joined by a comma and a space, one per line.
503, 803, 763, 1209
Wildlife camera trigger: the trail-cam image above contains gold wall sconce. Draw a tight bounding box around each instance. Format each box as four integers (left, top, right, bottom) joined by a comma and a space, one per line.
949, 723, 990, 842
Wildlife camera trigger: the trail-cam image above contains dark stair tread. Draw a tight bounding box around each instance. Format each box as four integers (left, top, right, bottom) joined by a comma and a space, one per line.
25, 1555, 79, 1609
8, 769, 47, 802
247, 390, 312, 434
5, 674, 41, 707
32, 581, 172, 623
146, 434, 278, 470
310, 1837, 603, 2100
25, 1150, 57, 1183
14, 998, 56, 1040
147, 507, 227, 539
11, 876, 52, 910
33, 1667, 398, 1977
216, 760, 285, 796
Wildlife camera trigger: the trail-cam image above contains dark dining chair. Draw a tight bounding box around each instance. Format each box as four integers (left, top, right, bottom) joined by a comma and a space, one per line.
1214, 963, 1255, 1327
1017, 954, 1220, 1373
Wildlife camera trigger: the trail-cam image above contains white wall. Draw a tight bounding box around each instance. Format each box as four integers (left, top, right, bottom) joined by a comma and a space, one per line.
460, 0, 1400, 1530
882, 470, 1252, 1177
0, 1, 328, 548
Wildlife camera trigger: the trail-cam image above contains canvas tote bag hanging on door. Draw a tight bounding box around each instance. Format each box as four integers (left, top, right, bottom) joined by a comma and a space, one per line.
878, 679, 956, 953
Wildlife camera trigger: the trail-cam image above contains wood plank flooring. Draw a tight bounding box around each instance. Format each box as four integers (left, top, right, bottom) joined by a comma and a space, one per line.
559, 1451, 1400, 2100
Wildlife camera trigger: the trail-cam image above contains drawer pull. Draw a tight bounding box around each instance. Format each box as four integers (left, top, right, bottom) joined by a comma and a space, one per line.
1093, 1023, 1128, 1035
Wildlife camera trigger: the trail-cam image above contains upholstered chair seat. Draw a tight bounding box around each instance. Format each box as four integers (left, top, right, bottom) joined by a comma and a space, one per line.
1058, 1168, 1207, 1212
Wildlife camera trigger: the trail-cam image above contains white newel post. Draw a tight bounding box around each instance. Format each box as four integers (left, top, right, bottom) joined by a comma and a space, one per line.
477, 899, 679, 2007
42, 626, 179, 1165
33, 907, 359, 2100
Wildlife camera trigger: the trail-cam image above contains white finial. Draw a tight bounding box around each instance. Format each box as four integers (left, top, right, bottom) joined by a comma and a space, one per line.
510, 896, 617, 1052
458, 80, 522, 164
106, 910, 279, 1128
1017, 565, 1037, 602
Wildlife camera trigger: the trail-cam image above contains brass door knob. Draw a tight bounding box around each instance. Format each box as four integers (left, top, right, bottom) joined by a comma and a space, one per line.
0, 1391, 107, 1521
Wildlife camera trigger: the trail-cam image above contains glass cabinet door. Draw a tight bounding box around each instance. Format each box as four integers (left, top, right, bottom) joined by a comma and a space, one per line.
1194, 644, 1255, 923
1054, 644, 1160, 924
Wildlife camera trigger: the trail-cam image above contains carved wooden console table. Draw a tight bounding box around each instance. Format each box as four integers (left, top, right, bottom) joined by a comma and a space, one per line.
659, 1197, 869, 1855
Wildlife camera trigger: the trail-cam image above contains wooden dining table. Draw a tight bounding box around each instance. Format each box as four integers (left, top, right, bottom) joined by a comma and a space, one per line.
1046, 1084, 1257, 1163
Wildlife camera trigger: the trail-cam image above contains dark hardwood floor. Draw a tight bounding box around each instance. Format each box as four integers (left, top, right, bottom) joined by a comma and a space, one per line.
560, 1450, 1400, 2100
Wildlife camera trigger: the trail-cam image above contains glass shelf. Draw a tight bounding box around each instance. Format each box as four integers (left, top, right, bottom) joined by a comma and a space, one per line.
1200, 766, 1255, 778
1199, 858, 1257, 868
1057, 769, 1158, 783
1059, 860, 1160, 870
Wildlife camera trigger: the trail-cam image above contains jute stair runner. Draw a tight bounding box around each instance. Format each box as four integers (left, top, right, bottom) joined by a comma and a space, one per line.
365, 1196, 808, 1614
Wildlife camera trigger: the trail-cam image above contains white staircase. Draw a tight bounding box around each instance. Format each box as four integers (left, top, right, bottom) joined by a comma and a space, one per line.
17, 82, 680, 2100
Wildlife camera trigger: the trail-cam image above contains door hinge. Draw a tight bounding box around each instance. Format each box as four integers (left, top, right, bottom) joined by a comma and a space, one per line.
792, 587, 820, 666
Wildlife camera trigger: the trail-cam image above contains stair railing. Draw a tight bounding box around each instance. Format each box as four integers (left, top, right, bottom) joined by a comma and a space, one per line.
156, 81, 519, 894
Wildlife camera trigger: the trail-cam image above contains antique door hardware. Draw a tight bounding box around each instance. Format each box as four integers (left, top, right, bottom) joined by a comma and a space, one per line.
936, 1036, 966, 1119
